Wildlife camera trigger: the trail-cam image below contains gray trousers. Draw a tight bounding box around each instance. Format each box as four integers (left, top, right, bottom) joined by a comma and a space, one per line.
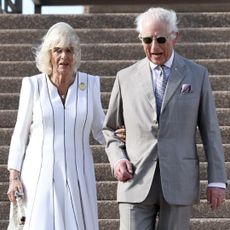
119, 164, 192, 230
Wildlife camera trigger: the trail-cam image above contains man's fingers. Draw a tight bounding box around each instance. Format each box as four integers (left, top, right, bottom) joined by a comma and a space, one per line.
115, 126, 126, 142
207, 187, 226, 210
125, 161, 133, 174
115, 161, 133, 181
210, 197, 218, 210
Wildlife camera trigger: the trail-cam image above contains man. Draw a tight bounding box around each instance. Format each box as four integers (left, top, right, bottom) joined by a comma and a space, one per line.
102, 7, 227, 230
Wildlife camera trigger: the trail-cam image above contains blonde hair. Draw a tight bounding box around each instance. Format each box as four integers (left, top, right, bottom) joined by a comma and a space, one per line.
35, 22, 81, 75
135, 7, 179, 34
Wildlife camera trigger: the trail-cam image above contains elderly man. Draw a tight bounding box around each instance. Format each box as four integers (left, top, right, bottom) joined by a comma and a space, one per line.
103, 7, 227, 230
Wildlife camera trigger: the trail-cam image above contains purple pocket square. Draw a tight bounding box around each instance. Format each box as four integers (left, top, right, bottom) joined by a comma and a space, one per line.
181, 84, 193, 94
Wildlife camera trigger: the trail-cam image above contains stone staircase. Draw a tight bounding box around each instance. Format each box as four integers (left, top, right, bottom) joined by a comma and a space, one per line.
0, 5, 230, 230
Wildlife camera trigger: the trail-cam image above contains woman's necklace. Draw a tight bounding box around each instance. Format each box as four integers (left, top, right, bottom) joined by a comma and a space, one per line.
60, 93, 66, 103
60, 93, 66, 99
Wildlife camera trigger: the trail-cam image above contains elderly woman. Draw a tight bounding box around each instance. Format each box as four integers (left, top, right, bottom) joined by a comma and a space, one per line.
7, 22, 124, 230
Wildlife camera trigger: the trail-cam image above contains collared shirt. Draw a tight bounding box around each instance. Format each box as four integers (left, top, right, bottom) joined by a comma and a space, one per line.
149, 50, 174, 92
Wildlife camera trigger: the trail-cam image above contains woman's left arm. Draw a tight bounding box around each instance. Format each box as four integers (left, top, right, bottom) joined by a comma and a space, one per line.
91, 76, 126, 145
91, 76, 106, 145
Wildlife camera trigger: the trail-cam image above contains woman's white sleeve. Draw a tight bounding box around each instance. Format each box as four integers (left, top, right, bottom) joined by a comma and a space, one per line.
8, 77, 33, 171
91, 76, 106, 145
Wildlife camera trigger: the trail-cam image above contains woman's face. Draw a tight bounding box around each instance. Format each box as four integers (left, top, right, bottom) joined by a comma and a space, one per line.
50, 46, 74, 76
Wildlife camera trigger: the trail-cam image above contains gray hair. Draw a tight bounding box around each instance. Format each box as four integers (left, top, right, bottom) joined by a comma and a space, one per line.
35, 22, 81, 75
135, 7, 179, 34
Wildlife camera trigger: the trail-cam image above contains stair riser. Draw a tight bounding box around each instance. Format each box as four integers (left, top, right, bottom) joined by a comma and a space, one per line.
98, 219, 230, 230
0, 144, 230, 165
0, 60, 230, 76
0, 201, 230, 225
0, 126, 230, 146
97, 201, 230, 219
1, 76, 230, 93
0, 163, 229, 182
0, 92, 229, 110
0, 108, 230, 128
1, 28, 230, 44
1, 14, 230, 29
1, 180, 227, 202
0, 10, 229, 228
1, 44, 230, 61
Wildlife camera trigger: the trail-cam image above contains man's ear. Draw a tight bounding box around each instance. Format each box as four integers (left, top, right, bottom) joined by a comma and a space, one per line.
172, 32, 179, 45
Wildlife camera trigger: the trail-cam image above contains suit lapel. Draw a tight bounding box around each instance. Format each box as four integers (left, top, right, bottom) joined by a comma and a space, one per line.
137, 58, 156, 111
161, 53, 186, 113
133, 55, 186, 117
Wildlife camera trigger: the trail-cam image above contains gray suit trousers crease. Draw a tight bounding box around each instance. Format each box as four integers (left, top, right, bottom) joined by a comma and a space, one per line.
119, 164, 192, 230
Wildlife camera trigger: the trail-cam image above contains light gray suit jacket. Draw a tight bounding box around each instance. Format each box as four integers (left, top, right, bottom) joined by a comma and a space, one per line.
103, 53, 227, 205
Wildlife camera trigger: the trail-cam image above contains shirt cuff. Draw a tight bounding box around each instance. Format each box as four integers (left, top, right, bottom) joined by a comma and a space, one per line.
208, 182, 226, 189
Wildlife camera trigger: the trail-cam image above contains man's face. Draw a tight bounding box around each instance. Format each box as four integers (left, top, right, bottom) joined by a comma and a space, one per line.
139, 21, 178, 65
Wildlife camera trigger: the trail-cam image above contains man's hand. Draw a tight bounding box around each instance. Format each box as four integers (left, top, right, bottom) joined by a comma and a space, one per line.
207, 187, 226, 210
114, 159, 133, 182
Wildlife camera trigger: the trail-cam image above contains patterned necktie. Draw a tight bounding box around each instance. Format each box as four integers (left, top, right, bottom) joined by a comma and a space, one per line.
155, 65, 168, 120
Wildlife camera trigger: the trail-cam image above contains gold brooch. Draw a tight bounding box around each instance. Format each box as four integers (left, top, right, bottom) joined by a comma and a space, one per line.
79, 82, 86, 90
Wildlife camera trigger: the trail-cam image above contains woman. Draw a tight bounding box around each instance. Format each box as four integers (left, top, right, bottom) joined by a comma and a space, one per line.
7, 22, 124, 230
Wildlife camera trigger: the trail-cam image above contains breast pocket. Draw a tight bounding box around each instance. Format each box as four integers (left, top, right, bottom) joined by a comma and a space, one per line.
174, 94, 200, 121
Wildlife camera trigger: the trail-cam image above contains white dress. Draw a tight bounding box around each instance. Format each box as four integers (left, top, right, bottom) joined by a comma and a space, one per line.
8, 72, 105, 230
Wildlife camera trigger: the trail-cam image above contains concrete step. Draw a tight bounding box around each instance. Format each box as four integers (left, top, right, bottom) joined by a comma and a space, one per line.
0, 91, 229, 110
0, 60, 230, 76
1, 28, 230, 44
94, 162, 230, 181
1, 13, 230, 29
96, 181, 230, 201
0, 10, 229, 230
1, 43, 230, 61
87, 3, 230, 13
0, 107, 230, 128
0, 200, 229, 229
1, 126, 230, 147
1, 161, 229, 182
0, 75, 229, 93
0, 143, 229, 165
92, 144, 230, 163
0, 218, 229, 230
0, 77, 22, 93
98, 218, 230, 230
1, 180, 227, 202
98, 200, 230, 219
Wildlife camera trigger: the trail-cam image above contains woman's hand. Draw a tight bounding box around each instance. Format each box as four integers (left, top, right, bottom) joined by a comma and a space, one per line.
115, 125, 126, 142
7, 169, 24, 203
